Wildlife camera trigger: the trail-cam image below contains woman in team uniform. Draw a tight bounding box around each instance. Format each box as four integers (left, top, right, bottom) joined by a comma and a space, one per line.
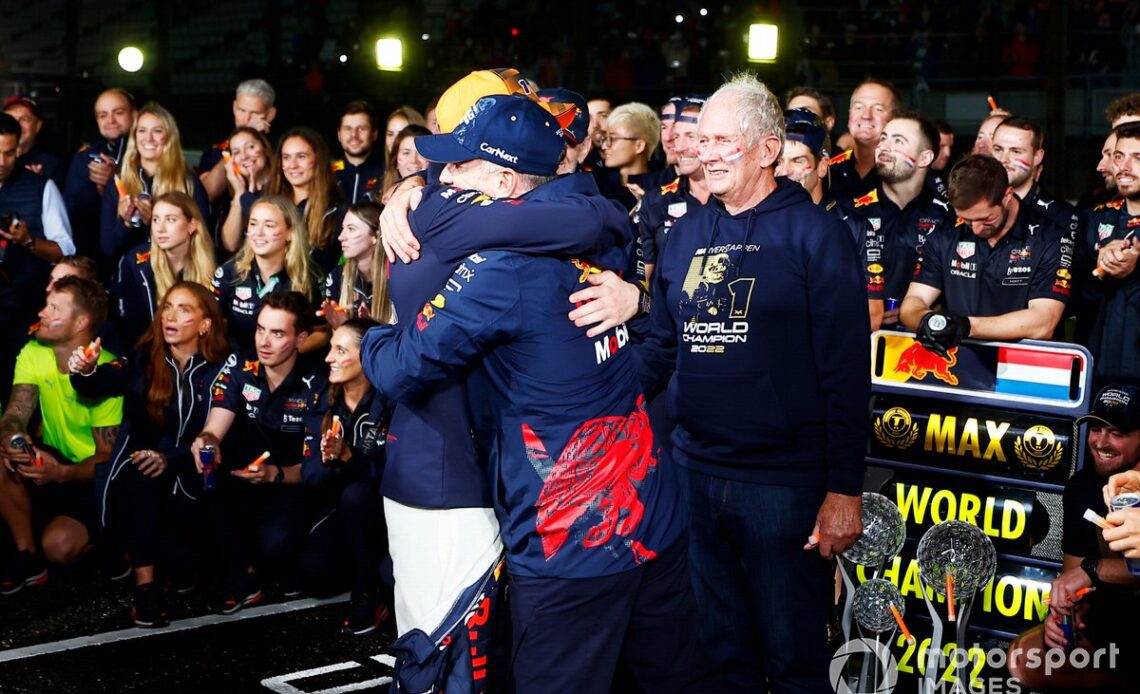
301, 319, 391, 635
319, 201, 391, 329
265, 127, 344, 275
112, 192, 218, 349
100, 103, 210, 264
212, 195, 323, 354
218, 126, 274, 256
68, 282, 230, 627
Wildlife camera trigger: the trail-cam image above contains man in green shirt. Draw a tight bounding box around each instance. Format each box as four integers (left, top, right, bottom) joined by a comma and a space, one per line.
0, 276, 122, 593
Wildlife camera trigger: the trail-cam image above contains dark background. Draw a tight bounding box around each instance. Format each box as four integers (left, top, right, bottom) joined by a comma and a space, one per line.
1, 1, 1138, 211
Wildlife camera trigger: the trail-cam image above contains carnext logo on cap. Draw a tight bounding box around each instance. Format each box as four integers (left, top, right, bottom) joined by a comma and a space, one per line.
480, 142, 519, 164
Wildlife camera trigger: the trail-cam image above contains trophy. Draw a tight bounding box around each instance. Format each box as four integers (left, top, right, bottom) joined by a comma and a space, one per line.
848, 578, 914, 693
916, 521, 997, 694
839, 493, 907, 641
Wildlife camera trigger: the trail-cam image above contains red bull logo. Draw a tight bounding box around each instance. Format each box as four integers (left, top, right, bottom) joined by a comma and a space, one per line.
894, 343, 959, 386
853, 188, 878, 208
242, 360, 259, 375
660, 178, 680, 195
135, 251, 150, 265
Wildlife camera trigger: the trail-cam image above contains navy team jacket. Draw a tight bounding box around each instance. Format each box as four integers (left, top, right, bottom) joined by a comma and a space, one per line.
361, 175, 680, 579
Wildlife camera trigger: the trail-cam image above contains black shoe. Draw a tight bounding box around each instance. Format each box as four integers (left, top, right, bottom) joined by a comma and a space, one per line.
219, 572, 263, 615
131, 582, 169, 628
0, 551, 48, 596
340, 591, 390, 636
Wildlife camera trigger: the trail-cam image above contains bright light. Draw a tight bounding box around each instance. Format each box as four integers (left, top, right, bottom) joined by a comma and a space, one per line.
748, 23, 778, 62
118, 46, 144, 73
421, 33, 430, 41
375, 38, 403, 71
700, 7, 708, 16
338, 54, 348, 63
675, 14, 683, 23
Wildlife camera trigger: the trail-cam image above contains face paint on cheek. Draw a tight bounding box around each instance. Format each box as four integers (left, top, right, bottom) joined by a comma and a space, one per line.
1013, 158, 1033, 172
893, 148, 917, 168
723, 148, 745, 162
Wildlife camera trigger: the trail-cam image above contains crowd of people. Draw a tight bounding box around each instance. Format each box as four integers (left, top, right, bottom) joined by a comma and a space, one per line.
1, 63, 1140, 693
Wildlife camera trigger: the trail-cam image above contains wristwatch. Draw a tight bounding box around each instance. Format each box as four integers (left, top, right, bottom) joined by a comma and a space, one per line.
1080, 556, 1100, 585
273, 465, 285, 485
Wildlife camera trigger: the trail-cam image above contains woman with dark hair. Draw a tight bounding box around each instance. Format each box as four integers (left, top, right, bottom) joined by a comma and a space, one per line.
320, 201, 392, 328
266, 127, 344, 273
301, 318, 390, 634
380, 125, 431, 203
219, 126, 275, 255
68, 281, 230, 627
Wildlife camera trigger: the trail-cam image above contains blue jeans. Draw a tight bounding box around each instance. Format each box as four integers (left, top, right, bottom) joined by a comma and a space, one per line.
682, 466, 833, 693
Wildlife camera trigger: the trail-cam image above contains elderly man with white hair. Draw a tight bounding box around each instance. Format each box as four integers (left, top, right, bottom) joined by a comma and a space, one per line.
633, 73, 870, 692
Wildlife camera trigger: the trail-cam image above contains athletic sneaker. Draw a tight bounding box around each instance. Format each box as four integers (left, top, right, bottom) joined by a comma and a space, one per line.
131, 582, 169, 628
219, 572, 263, 615
340, 591, 390, 636
0, 550, 48, 595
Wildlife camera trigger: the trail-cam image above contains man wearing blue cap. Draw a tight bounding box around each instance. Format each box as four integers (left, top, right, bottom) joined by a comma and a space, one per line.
839, 112, 954, 330
362, 94, 705, 693
777, 108, 835, 210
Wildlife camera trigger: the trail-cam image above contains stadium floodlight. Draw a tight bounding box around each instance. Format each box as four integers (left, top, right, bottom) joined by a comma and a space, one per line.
118, 46, 145, 73
375, 38, 403, 71
747, 23, 778, 62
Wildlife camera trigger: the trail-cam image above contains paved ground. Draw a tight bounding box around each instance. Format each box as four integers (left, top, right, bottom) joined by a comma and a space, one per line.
0, 564, 398, 693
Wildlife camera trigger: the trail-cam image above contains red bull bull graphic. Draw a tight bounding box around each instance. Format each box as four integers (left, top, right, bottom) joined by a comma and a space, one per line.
520, 395, 658, 564
894, 343, 959, 386
871, 331, 1089, 415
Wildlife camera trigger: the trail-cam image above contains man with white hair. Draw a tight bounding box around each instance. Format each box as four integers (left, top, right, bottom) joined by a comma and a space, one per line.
635, 73, 869, 692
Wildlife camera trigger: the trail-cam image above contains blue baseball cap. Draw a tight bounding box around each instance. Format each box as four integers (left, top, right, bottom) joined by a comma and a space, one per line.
538, 87, 588, 146
1078, 383, 1140, 434
785, 108, 828, 157
415, 94, 565, 176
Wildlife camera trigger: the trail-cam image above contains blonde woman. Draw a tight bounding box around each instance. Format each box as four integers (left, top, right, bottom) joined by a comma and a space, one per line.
266, 127, 343, 274
212, 195, 323, 351
111, 191, 218, 348
320, 201, 393, 329
100, 103, 210, 263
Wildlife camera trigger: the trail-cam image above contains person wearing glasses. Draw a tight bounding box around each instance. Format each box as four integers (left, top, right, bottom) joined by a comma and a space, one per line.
596, 102, 660, 211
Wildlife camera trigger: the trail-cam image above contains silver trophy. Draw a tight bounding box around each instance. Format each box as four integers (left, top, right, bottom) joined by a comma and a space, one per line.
839, 493, 907, 642
915, 521, 997, 694
848, 578, 912, 694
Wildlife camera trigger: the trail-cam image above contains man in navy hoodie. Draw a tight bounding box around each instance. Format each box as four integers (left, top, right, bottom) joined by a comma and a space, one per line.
362, 94, 706, 693
635, 74, 870, 693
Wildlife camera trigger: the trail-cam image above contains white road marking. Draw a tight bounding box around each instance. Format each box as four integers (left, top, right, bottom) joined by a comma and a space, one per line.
0, 594, 349, 664
260, 661, 392, 694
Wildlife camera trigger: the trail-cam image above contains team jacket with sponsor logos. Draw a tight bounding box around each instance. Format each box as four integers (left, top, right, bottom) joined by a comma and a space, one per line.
209, 353, 328, 469
636, 174, 704, 267
841, 184, 953, 303
333, 155, 385, 205
363, 172, 631, 510
70, 350, 225, 524
110, 242, 164, 349
362, 250, 681, 579
1078, 197, 1140, 380
211, 260, 324, 354
828, 148, 880, 199
634, 179, 870, 495
913, 200, 1075, 317
300, 386, 388, 489
99, 168, 211, 264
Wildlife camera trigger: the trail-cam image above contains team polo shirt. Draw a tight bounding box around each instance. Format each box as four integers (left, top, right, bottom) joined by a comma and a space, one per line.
913, 202, 1074, 317
828, 148, 880, 198
13, 341, 123, 463
210, 353, 327, 469
212, 260, 321, 353
844, 184, 953, 301
636, 175, 703, 267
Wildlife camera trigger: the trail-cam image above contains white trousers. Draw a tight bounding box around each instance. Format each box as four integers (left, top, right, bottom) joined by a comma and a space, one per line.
383, 498, 503, 636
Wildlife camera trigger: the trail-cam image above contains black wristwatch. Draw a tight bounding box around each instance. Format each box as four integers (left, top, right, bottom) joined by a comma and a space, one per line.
273, 465, 286, 485
1080, 556, 1100, 585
